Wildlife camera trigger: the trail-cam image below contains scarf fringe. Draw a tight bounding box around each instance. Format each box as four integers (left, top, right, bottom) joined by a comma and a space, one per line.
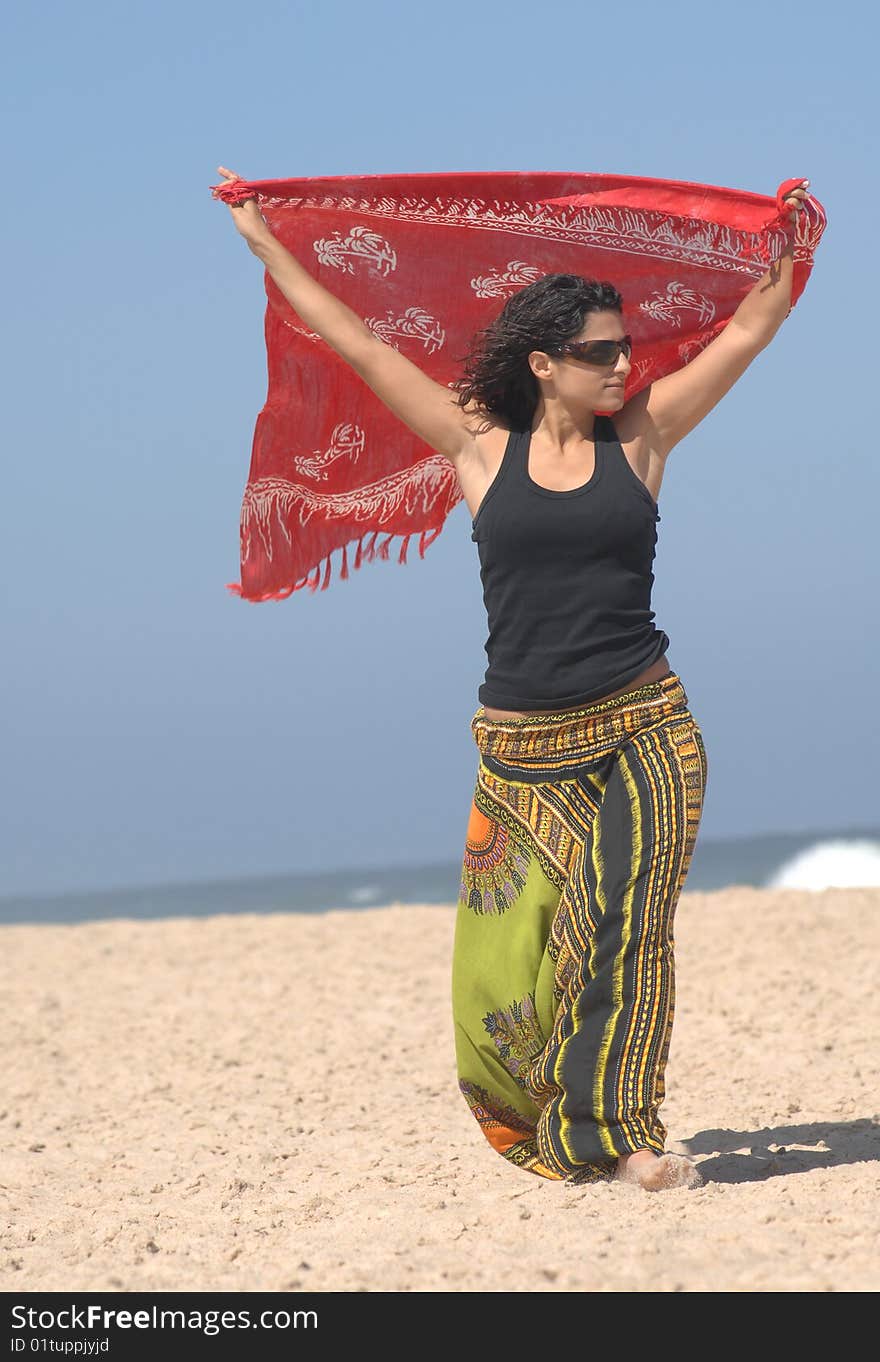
210, 178, 261, 206
750, 211, 796, 267
747, 178, 803, 267
225, 526, 443, 602
419, 527, 442, 556
363, 530, 380, 563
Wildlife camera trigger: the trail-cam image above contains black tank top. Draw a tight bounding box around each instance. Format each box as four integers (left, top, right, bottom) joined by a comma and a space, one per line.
471, 415, 670, 710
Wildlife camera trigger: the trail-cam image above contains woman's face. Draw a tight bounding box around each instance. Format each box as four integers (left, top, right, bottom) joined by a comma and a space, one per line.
530, 310, 632, 412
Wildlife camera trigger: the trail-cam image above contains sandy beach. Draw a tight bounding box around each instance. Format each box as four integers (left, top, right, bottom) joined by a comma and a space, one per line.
1, 886, 878, 1293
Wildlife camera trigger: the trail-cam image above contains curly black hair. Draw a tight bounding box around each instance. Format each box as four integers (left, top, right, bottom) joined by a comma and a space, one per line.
450, 273, 623, 431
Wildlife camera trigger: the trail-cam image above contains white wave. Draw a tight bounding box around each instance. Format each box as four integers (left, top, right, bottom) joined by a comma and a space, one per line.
765, 839, 880, 890
347, 884, 384, 905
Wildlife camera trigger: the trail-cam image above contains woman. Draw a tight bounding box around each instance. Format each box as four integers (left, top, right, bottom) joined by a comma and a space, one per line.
216, 165, 810, 1191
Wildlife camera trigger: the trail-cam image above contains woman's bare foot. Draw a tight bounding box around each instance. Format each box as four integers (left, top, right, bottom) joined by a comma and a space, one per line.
615, 1148, 703, 1191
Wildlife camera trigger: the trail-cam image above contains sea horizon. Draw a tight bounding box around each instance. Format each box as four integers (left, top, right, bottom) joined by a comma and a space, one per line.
2, 822, 880, 926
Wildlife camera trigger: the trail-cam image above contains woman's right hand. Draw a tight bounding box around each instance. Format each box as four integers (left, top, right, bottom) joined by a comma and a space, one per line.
215, 166, 275, 252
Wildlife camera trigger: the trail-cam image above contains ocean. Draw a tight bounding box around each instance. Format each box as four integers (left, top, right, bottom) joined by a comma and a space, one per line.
2, 825, 879, 926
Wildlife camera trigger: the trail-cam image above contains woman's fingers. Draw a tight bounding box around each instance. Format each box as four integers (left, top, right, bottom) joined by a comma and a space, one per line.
214, 165, 256, 207
783, 181, 811, 214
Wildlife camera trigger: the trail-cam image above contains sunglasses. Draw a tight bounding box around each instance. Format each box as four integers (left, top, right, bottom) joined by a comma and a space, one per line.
557, 335, 633, 365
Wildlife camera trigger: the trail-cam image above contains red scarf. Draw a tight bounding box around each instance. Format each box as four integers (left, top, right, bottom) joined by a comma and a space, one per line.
211, 171, 826, 602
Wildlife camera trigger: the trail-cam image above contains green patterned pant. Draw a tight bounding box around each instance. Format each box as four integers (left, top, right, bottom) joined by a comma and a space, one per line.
452, 671, 708, 1182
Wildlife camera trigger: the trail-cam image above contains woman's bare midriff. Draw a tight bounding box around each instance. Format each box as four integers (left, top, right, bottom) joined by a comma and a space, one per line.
480, 655, 673, 720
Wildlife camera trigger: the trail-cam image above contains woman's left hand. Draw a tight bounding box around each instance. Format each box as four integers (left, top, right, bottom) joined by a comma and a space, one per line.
781, 179, 810, 217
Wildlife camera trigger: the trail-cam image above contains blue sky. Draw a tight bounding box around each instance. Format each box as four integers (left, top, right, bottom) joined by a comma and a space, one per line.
4, 0, 877, 896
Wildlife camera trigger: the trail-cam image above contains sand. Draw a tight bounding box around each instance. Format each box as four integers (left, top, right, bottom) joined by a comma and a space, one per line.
1, 886, 878, 1293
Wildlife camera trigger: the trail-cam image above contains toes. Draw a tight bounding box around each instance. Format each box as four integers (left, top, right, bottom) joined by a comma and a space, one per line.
617, 1153, 704, 1191
652, 1154, 703, 1190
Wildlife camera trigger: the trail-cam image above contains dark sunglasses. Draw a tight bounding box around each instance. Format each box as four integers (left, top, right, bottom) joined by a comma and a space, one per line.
557, 335, 632, 365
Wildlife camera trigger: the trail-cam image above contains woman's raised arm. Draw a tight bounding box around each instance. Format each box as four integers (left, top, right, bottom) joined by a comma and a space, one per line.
215, 166, 478, 467
625, 179, 812, 458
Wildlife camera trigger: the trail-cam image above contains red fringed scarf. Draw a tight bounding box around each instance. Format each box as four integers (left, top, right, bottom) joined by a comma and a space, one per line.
210, 171, 826, 602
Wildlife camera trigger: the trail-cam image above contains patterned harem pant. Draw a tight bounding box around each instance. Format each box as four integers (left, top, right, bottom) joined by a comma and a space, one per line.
452, 670, 708, 1183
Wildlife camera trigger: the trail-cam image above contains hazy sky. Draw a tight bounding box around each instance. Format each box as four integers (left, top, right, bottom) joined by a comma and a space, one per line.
4, 0, 877, 897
